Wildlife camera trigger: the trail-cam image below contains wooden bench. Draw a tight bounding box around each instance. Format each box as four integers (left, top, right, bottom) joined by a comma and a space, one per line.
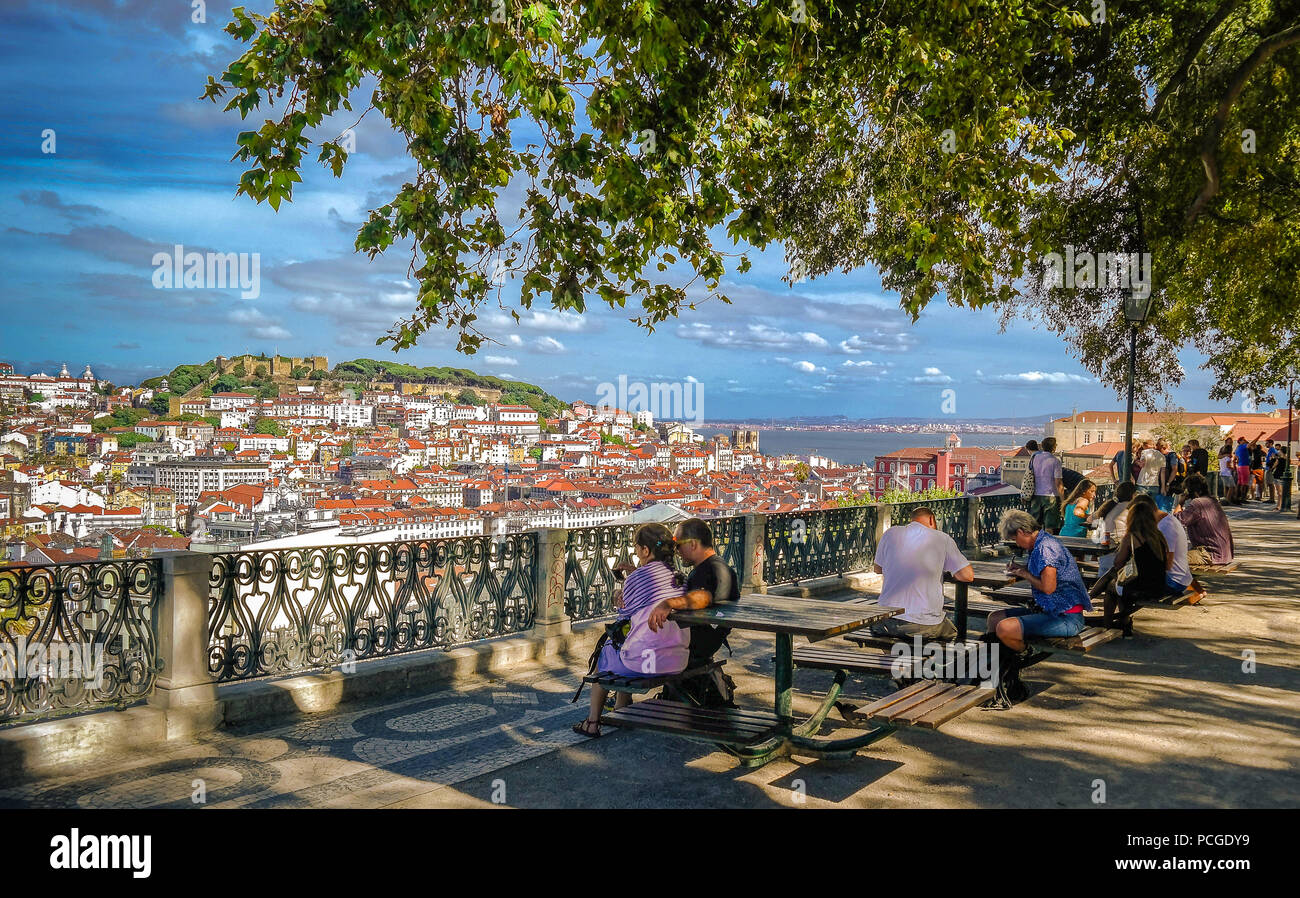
792, 644, 898, 675
599, 698, 782, 746
1190, 560, 1240, 575
837, 681, 994, 729
945, 596, 1017, 617
796, 641, 987, 681
573, 661, 725, 703
1028, 625, 1122, 653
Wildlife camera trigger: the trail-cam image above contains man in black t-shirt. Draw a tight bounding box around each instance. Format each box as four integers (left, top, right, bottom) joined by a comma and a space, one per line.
647, 517, 739, 666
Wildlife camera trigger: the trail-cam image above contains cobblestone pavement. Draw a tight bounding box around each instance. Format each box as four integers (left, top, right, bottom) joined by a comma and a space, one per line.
3, 504, 1297, 808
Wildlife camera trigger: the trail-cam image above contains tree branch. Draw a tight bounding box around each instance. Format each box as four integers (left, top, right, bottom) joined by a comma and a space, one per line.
1152, 0, 1242, 120
1186, 23, 1300, 226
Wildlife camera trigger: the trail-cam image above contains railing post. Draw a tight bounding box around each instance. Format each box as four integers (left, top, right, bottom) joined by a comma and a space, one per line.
874, 503, 890, 549
532, 527, 572, 638
741, 513, 767, 594
150, 551, 220, 735
966, 496, 983, 557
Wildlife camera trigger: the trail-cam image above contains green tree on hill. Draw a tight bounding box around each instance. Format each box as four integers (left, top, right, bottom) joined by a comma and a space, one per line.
150, 393, 172, 416
252, 417, 287, 437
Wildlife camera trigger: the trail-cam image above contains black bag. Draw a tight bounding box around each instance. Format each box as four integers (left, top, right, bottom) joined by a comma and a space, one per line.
570, 618, 631, 703
661, 667, 737, 709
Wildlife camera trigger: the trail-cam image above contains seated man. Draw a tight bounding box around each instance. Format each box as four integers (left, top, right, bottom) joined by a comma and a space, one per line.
869, 506, 973, 640
647, 517, 740, 705
1175, 473, 1234, 569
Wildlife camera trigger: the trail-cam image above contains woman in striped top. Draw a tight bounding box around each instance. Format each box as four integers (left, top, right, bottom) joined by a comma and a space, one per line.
574, 523, 689, 738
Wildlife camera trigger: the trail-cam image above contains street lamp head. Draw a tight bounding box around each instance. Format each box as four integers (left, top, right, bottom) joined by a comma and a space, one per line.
1123, 288, 1155, 325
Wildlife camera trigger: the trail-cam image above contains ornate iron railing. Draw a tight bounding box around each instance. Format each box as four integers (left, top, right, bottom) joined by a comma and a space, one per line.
977, 494, 1024, 546
563, 516, 747, 622
207, 534, 537, 682
887, 497, 970, 549
764, 506, 878, 585
563, 524, 636, 622
1, 559, 163, 725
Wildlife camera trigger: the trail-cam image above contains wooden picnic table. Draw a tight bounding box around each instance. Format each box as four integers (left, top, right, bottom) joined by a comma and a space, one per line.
663, 594, 904, 764
946, 560, 1020, 641
1004, 535, 1113, 560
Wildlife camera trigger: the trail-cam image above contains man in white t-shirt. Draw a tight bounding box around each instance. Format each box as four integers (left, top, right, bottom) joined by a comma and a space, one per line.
869, 507, 973, 639
1155, 508, 1203, 601
1136, 439, 1165, 491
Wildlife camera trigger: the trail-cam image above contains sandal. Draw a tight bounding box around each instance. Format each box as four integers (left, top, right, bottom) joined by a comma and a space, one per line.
572, 718, 602, 738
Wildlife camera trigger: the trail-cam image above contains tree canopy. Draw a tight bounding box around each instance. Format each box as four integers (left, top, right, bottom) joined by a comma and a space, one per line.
207, 0, 1300, 402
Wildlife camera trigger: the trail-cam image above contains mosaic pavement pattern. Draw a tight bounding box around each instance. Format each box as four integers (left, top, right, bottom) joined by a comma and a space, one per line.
0, 668, 592, 809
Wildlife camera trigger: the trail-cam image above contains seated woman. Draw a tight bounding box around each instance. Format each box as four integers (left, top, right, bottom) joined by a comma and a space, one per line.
1091, 481, 1137, 578
1059, 478, 1096, 538
1088, 493, 1170, 636
573, 523, 690, 738
990, 510, 1093, 693
1175, 474, 1235, 566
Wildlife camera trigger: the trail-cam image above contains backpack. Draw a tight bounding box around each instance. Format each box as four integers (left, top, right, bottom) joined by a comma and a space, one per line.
1020, 454, 1037, 498
660, 667, 737, 709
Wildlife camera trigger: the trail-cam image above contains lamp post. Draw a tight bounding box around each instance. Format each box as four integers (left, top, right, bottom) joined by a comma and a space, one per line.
1287, 375, 1295, 514
1120, 287, 1155, 482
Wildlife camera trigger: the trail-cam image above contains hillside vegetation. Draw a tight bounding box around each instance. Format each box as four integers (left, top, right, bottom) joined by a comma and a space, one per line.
140, 357, 568, 418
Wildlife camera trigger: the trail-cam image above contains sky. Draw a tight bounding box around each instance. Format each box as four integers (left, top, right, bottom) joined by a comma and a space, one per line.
0, 0, 1252, 421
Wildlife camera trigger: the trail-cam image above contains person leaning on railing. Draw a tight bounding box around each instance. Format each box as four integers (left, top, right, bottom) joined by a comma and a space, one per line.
989, 509, 1092, 700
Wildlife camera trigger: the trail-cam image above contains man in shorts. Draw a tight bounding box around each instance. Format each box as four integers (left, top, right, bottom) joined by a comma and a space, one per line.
1234, 437, 1252, 502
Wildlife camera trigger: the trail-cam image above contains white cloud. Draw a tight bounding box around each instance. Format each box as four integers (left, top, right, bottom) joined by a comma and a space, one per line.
677, 322, 829, 352
484, 355, 518, 366
229, 307, 291, 341
839, 332, 917, 354
533, 336, 567, 354
910, 367, 953, 384
978, 371, 1094, 386
483, 309, 595, 332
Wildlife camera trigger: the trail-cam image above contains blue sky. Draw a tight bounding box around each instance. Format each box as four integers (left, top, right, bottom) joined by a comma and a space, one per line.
0, 0, 1248, 419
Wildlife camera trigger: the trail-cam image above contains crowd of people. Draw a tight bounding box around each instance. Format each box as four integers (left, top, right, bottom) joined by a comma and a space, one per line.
576, 435, 1255, 728
1102, 434, 1289, 511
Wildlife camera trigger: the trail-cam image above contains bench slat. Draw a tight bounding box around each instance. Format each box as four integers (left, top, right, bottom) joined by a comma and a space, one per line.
1030, 625, 1121, 653
583, 661, 723, 693
912, 687, 994, 728
892, 684, 979, 726
852, 680, 935, 716
600, 699, 782, 745
604, 698, 782, 728
876, 683, 962, 722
